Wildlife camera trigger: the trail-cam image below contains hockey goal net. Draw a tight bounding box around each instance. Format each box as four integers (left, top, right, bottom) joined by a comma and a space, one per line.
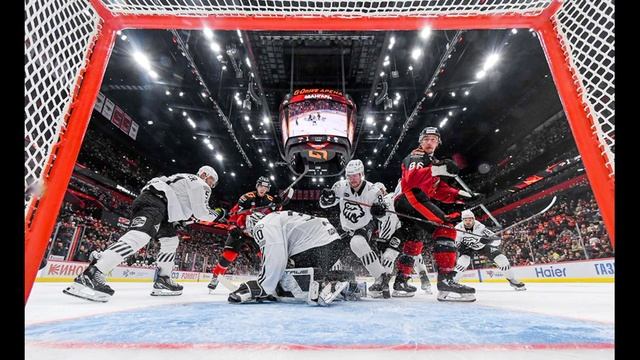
24, 0, 614, 301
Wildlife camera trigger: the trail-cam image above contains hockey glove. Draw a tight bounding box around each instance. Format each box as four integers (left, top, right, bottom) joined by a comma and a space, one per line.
320, 188, 336, 207
458, 190, 484, 202
480, 235, 502, 245
443, 159, 460, 175
370, 202, 387, 219
172, 221, 190, 236
212, 207, 227, 222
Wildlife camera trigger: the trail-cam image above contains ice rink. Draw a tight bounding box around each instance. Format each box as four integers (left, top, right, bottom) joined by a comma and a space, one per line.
25, 281, 614, 360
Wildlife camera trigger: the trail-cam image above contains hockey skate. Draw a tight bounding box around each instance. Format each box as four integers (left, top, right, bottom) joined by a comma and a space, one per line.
63, 265, 114, 303
392, 274, 417, 297
507, 278, 526, 291
207, 276, 219, 293
436, 272, 476, 302
368, 273, 391, 298
317, 281, 350, 306
419, 271, 433, 294
151, 275, 183, 296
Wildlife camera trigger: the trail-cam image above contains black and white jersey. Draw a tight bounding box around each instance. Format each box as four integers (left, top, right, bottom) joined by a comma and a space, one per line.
319, 180, 384, 232
142, 173, 216, 223
252, 211, 340, 294
454, 220, 499, 250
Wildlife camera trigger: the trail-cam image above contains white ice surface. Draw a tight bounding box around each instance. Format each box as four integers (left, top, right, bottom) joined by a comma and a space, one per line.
25, 281, 614, 360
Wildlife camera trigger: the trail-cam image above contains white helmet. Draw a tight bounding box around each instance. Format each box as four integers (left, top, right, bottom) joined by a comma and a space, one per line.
345, 159, 364, 176
374, 182, 387, 193
198, 165, 218, 188
461, 210, 475, 219
245, 212, 266, 233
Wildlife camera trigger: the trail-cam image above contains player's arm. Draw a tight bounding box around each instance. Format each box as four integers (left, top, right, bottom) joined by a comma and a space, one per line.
187, 180, 221, 222
369, 186, 387, 219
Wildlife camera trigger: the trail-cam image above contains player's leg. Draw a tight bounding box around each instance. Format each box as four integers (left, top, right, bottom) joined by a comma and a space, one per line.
348, 225, 390, 298
485, 247, 526, 291
452, 245, 473, 282
151, 223, 183, 296
209, 229, 245, 291
63, 192, 163, 302
413, 252, 433, 294
392, 233, 420, 297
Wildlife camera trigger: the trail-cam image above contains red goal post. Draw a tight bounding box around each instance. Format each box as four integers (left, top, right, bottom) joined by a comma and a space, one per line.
24, 0, 614, 302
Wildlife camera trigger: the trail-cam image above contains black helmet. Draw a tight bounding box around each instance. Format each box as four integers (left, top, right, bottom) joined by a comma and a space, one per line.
418, 126, 442, 144
256, 176, 271, 190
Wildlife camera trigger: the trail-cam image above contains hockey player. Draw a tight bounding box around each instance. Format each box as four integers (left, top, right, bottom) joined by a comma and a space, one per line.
454, 210, 526, 290
63, 166, 225, 302
207, 176, 291, 291
393, 126, 480, 302
374, 182, 432, 296
228, 211, 351, 306
319, 159, 391, 298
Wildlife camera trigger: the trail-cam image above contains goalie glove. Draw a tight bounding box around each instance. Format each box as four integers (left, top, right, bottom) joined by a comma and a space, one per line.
320, 188, 336, 207
370, 202, 387, 219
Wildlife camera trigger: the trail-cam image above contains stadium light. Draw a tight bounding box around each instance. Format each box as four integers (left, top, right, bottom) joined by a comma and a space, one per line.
269, 162, 274, 168
483, 53, 501, 71
210, 42, 221, 53
258, 148, 263, 153
263, 116, 270, 124
388, 36, 395, 50
215, 154, 223, 161
133, 52, 151, 70
245, 57, 251, 68
187, 118, 196, 128
248, 124, 253, 131
179, 91, 184, 97
373, 148, 378, 153
411, 48, 422, 61
207, 143, 214, 150
312, 178, 317, 183
366, 116, 374, 125
147, 121, 153, 125
231, 172, 236, 177
148, 70, 158, 79
420, 26, 432, 39
511, 29, 518, 34
270, 175, 275, 181
463, 107, 468, 111
476, 70, 486, 79
439, 117, 448, 128
203, 28, 213, 39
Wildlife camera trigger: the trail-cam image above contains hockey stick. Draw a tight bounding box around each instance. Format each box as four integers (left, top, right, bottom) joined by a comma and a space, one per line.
218, 275, 240, 292
231, 159, 310, 216
492, 196, 557, 236
335, 196, 493, 240
454, 175, 502, 229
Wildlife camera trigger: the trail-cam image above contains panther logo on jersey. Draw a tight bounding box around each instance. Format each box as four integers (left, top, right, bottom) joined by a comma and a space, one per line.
343, 202, 365, 223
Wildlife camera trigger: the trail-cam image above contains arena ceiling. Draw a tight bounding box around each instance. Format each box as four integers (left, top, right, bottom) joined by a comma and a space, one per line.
91, 28, 571, 202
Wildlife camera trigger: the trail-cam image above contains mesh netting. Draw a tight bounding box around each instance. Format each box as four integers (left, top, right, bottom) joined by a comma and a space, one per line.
101, 0, 552, 17
553, 0, 615, 177
25, 0, 101, 209
24, 0, 615, 214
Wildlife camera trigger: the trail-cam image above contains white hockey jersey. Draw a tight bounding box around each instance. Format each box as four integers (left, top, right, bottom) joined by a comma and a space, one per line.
252, 211, 340, 294
377, 192, 401, 240
142, 173, 217, 223
454, 220, 500, 250
319, 180, 384, 232
253, 211, 339, 257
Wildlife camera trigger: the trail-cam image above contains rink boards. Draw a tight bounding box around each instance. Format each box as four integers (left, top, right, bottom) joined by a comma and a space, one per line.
34, 257, 615, 284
